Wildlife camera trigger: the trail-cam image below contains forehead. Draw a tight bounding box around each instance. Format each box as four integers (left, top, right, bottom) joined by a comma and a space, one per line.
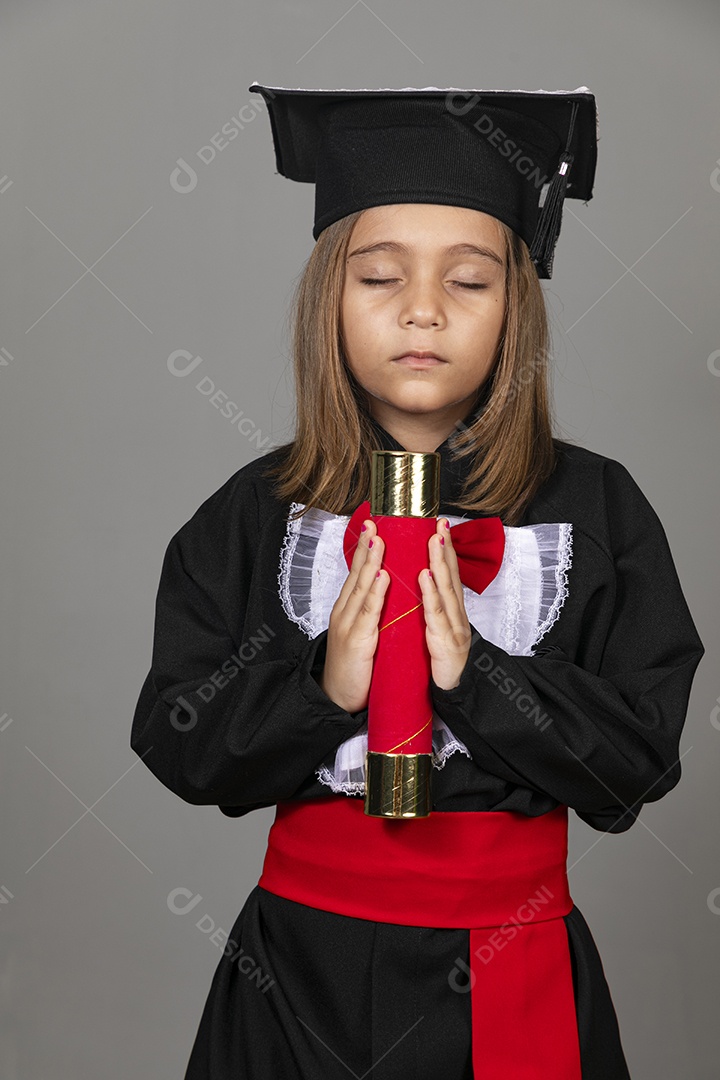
348, 203, 505, 251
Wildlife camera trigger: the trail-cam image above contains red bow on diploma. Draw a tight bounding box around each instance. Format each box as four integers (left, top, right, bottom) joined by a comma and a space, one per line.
342, 499, 506, 598
342, 500, 506, 813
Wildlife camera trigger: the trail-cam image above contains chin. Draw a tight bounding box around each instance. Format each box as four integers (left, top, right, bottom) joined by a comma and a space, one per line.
378, 398, 447, 415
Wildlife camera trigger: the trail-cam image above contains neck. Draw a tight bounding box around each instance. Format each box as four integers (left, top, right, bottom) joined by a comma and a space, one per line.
366, 391, 483, 453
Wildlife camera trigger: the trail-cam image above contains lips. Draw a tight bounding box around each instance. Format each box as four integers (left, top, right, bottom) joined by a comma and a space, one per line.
392, 351, 447, 367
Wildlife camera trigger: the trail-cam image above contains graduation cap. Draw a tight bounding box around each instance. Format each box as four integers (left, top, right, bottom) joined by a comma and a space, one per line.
248, 83, 598, 279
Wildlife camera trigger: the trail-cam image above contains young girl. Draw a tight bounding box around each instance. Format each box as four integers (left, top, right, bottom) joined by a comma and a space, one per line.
131, 84, 705, 1079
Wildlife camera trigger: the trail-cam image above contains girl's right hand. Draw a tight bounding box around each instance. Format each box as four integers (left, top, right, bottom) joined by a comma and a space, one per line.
317, 518, 390, 714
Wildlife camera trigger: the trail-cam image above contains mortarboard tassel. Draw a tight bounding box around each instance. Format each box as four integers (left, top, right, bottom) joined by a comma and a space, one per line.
529, 100, 580, 278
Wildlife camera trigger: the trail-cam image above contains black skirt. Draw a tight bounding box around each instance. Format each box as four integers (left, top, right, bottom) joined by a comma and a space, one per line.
183, 884, 631, 1079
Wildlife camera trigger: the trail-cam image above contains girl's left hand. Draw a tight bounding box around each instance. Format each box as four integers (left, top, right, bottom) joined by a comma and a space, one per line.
418, 517, 472, 691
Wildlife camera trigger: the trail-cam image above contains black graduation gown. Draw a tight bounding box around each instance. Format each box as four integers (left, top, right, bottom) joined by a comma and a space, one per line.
130, 412, 705, 1079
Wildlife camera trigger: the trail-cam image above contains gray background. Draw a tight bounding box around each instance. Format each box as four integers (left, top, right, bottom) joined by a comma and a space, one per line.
1, 1, 718, 1077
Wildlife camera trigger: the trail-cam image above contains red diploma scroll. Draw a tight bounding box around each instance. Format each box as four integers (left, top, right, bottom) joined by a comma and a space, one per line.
343, 451, 440, 818
343, 451, 507, 821
366, 512, 436, 758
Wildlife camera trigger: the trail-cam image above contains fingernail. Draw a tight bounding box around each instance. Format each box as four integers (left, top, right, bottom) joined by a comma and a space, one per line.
428, 569, 432, 580
368, 539, 373, 548
443, 519, 450, 529
361, 523, 367, 532
440, 536, 445, 546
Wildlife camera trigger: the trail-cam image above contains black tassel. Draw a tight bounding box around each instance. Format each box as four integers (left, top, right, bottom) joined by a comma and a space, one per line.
529, 101, 579, 278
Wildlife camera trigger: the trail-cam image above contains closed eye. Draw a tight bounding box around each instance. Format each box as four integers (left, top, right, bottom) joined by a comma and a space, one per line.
360, 278, 489, 290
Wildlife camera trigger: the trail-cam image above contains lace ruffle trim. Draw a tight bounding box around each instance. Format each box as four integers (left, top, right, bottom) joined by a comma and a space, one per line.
278, 503, 573, 657
315, 711, 472, 796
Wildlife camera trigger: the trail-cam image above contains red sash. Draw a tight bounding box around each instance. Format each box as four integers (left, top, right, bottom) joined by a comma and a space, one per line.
258, 796, 582, 1078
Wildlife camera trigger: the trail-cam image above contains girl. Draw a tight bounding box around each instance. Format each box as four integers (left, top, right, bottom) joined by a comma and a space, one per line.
131, 85, 705, 1079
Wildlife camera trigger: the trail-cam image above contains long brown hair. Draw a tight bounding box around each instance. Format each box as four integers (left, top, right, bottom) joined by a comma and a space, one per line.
262, 209, 558, 526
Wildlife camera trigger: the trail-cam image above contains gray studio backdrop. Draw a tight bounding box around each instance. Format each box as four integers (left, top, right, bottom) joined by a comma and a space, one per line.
1, 1, 718, 1077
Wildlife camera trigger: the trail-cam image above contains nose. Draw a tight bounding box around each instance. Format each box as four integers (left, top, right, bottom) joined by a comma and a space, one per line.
399, 277, 447, 328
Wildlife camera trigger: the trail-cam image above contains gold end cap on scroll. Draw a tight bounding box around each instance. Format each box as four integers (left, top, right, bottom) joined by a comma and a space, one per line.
364, 751, 433, 818
370, 451, 440, 518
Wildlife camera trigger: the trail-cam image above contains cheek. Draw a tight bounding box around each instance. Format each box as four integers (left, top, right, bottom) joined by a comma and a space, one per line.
460, 296, 504, 333
340, 293, 369, 359
342, 289, 385, 348
482, 297, 506, 338
340, 293, 356, 341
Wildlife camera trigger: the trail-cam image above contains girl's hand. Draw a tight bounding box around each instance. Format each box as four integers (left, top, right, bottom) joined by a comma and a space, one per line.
419, 517, 472, 691
317, 519, 390, 714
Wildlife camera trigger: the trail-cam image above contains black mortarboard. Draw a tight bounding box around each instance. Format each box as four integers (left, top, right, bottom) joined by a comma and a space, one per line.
248, 83, 598, 279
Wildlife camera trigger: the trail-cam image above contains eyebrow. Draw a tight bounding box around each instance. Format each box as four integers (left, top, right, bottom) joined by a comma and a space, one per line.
347, 240, 505, 267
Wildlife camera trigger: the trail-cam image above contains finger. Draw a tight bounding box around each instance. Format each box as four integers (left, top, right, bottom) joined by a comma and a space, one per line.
438, 517, 464, 605
340, 533, 389, 626
343, 563, 391, 640
416, 565, 472, 656
338, 518, 376, 595
427, 530, 455, 595
420, 561, 470, 654
432, 518, 465, 607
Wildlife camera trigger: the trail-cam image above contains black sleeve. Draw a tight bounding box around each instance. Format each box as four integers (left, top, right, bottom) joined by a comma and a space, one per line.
130, 482, 367, 813
429, 459, 705, 833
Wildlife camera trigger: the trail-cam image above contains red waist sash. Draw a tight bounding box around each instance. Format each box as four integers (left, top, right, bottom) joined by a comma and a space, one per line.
257, 796, 582, 1079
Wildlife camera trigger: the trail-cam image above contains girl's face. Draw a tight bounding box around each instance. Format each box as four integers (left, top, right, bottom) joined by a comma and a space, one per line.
340, 203, 506, 443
